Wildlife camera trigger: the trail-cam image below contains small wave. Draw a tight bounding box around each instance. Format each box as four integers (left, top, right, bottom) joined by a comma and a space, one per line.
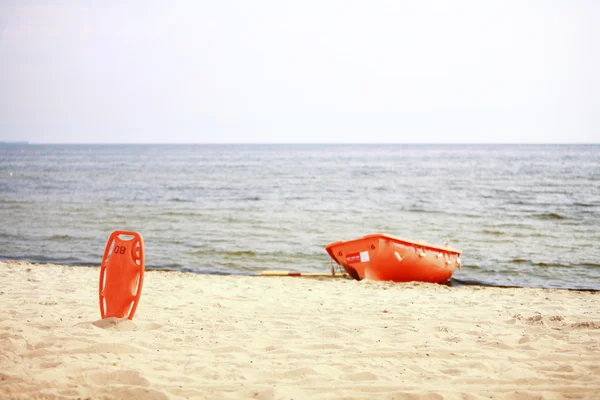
180, 267, 237, 275
508, 259, 572, 269
533, 212, 566, 220
405, 207, 450, 214
405, 208, 482, 218
512, 232, 548, 238
0, 199, 24, 205
241, 196, 261, 201
449, 278, 521, 289
352, 170, 375, 177
406, 208, 428, 213
228, 250, 257, 256
186, 249, 258, 257
6, 255, 85, 266
459, 264, 484, 271
147, 263, 182, 271
482, 230, 504, 236
581, 263, 600, 268
574, 202, 597, 208
49, 234, 72, 241
76, 262, 101, 268
509, 200, 530, 206
168, 198, 191, 203
161, 211, 203, 217
534, 262, 571, 268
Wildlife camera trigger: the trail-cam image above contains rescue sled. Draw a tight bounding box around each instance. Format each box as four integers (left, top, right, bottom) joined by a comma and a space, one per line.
325, 233, 461, 283
99, 230, 145, 320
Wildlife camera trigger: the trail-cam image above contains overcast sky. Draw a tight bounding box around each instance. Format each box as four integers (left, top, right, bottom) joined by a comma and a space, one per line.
0, 0, 598, 144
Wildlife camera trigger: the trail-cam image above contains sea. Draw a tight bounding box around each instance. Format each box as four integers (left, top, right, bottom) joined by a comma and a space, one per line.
1, 144, 599, 290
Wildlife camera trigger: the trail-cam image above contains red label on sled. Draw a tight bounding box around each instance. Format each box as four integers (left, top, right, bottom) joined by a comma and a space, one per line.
346, 252, 361, 264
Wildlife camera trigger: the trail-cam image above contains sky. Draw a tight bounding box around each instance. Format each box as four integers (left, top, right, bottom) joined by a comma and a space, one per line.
0, 0, 598, 144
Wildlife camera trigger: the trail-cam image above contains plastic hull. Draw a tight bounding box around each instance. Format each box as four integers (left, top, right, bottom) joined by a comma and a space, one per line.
325, 233, 461, 283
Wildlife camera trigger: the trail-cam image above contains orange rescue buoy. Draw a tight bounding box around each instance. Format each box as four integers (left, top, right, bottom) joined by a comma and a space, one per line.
99, 230, 145, 320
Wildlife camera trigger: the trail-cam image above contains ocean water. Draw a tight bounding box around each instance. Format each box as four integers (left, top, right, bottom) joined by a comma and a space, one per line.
1, 144, 599, 290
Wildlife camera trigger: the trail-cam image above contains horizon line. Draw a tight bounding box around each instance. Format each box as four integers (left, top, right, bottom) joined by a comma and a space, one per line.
2, 142, 599, 146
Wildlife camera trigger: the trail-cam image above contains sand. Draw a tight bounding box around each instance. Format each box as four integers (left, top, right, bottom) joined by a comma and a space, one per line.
0, 261, 598, 400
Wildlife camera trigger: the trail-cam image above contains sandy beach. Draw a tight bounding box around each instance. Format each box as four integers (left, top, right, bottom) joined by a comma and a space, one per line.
0, 261, 598, 399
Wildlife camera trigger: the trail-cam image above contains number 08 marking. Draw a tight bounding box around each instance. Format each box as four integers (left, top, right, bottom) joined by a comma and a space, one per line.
113, 245, 127, 255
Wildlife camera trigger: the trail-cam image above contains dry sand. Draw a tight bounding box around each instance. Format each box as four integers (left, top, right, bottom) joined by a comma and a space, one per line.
0, 261, 599, 400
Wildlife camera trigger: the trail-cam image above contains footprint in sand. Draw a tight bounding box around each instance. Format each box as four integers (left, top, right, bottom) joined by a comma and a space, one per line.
341, 371, 378, 381
92, 317, 137, 331
86, 370, 150, 386
74, 317, 137, 331
570, 321, 600, 330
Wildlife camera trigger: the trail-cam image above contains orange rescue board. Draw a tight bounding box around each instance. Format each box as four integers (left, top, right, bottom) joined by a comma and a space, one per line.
325, 233, 461, 283
99, 230, 145, 320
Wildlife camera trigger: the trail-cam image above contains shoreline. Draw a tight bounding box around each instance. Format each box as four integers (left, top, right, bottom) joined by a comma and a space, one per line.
1, 260, 599, 399
2, 259, 598, 292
